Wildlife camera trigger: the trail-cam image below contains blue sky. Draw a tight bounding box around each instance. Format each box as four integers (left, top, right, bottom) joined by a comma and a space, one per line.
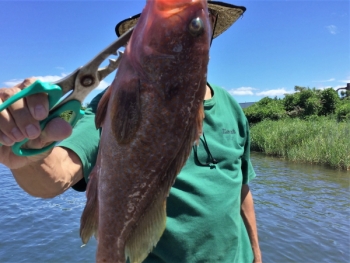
0, 0, 349, 103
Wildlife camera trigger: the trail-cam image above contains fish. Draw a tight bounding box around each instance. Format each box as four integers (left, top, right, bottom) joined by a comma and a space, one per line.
79, 0, 211, 262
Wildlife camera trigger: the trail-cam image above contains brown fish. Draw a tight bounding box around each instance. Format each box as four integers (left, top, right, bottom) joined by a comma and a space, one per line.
80, 0, 211, 262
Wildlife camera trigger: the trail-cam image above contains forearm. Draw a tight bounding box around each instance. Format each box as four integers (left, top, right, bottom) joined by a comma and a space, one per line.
241, 184, 262, 262
11, 147, 83, 198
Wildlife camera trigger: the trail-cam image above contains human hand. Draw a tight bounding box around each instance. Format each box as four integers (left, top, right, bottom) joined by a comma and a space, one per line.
0, 78, 72, 170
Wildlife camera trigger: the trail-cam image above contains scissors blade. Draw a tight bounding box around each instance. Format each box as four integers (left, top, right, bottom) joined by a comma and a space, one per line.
98, 50, 124, 81
51, 27, 133, 110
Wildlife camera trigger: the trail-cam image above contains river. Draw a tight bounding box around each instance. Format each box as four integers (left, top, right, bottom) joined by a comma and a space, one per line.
0, 152, 349, 262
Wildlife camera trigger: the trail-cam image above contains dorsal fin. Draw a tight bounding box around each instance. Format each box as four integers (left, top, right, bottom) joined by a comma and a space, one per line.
111, 78, 141, 144
95, 87, 112, 128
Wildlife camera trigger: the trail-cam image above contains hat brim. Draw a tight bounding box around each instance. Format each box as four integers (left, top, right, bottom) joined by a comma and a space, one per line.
115, 1, 246, 39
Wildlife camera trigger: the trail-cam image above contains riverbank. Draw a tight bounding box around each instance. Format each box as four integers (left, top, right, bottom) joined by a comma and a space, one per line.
249, 118, 350, 170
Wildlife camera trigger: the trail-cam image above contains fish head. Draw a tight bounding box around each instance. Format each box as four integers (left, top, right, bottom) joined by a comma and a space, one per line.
126, 0, 211, 88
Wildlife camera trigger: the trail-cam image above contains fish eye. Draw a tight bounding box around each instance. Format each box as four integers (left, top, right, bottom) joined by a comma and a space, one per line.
188, 17, 204, 36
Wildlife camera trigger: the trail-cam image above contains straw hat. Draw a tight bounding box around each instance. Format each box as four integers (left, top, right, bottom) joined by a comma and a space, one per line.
115, 1, 246, 39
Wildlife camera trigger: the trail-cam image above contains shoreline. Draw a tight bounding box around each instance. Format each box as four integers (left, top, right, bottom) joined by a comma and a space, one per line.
249, 118, 350, 171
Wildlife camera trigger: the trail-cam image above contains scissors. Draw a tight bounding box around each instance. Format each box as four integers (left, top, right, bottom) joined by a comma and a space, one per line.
0, 28, 133, 157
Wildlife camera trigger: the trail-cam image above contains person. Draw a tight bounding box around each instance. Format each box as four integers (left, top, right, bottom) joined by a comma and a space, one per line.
0, 1, 262, 262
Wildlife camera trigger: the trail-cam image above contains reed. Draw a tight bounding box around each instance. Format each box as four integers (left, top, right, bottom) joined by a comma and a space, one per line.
250, 117, 350, 170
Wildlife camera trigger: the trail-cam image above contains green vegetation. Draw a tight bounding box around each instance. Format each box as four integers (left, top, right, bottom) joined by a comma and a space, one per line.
244, 86, 349, 123
249, 118, 349, 170
60, 106, 86, 122
60, 110, 74, 122
244, 86, 350, 170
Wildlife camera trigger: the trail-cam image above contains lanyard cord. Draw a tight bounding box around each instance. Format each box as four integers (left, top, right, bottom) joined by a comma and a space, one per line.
193, 133, 218, 167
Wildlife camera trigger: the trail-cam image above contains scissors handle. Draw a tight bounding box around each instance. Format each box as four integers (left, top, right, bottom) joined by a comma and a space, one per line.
12, 100, 84, 156
0, 80, 84, 156
0, 80, 62, 112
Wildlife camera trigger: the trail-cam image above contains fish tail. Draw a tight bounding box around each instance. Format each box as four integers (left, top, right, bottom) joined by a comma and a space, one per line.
125, 197, 167, 263
80, 165, 99, 244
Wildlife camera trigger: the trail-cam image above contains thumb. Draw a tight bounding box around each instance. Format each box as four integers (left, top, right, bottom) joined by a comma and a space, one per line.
26, 118, 73, 149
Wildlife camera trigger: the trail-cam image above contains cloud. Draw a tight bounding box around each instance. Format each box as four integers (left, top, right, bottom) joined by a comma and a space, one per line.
333, 85, 348, 90
227, 86, 294, 97
326, 25, 338, 35
3, 73, 110, 90
314, 85, 344, 91
96, 80, 110, 90
37, 74, 67, 82
3, 79, 23, 87
228, 87, 256, 96
313, 78, 335, 82
256, 88, 292, 97
3, 74, 67, 87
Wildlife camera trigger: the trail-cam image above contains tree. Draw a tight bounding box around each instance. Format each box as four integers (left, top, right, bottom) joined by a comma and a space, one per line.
319, 88, 340, 116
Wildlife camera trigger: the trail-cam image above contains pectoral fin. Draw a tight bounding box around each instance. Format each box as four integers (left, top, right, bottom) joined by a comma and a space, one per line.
111, 78, 141, 144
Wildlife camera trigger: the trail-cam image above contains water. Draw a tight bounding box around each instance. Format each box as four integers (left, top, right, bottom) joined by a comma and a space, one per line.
250, 153, 350, 263
0, 153, 349, 263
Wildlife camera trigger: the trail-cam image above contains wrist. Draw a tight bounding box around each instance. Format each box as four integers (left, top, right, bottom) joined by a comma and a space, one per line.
252, 246, 262, 262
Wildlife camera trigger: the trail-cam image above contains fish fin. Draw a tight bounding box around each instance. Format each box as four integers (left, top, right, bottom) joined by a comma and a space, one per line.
111, 78, 141, 144
95, 87, 112, 128
125, 196, 166, 263
194, 104, 205, 145
80, 166, 99, 244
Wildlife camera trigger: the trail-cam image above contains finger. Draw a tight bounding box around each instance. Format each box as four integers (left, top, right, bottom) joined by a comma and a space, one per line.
0, 78, 46, 142
0, 129, 14, 146
25, 118, 72, 149
13, 77, 37, 90
6, 96, 41, 140
0, 96, 26, 143
42, 117, 72, 142
0, 77, 37, 91
16, 78, 49, 121
25, 93, 49, 121
0, 77, 45, 143
1, 78, 48, 121
0, 85, 22, 101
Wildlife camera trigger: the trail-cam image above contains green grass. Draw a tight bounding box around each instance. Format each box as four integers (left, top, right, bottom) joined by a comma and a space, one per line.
250, 117, 350, 170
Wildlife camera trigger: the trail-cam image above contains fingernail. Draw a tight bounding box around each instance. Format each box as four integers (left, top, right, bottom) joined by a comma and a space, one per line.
34, 105, 47, 120
25, 124, 39, 138
11, 127, 24, 141
2, 135, 14, 145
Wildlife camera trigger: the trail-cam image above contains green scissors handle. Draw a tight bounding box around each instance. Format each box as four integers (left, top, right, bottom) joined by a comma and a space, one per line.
0, 80, 62, 111
0, 80, 84, 156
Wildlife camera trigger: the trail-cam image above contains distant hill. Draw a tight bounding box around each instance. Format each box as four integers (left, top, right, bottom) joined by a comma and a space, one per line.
239, 102, 256, 109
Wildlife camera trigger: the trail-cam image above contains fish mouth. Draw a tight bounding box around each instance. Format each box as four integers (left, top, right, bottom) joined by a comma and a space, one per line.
130, 0, 210, 83
155, 0, 205, 15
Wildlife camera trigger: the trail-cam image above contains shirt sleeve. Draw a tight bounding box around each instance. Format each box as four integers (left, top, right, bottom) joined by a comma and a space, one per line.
241, 117, 256, 184
58, 90, 106, 190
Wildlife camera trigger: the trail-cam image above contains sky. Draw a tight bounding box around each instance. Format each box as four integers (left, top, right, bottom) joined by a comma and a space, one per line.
0, 0, 349, 104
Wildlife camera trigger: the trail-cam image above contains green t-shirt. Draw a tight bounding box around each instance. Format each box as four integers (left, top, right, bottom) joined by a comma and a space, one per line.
59, 83, 255, 262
